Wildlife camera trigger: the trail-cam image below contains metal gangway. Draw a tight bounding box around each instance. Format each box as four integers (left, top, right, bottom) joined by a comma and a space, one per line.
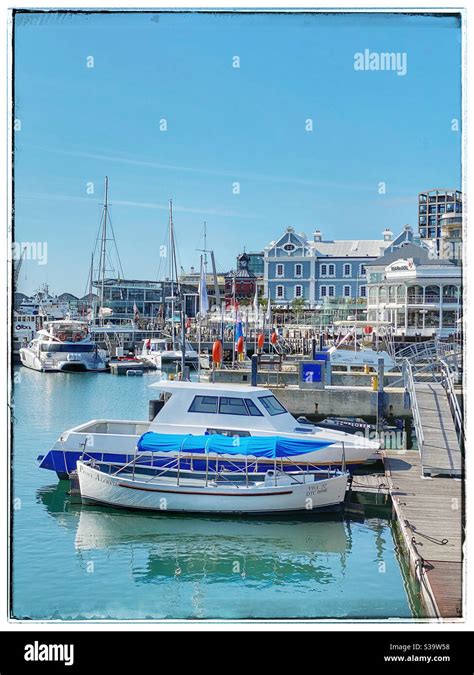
403, 360, 463, 477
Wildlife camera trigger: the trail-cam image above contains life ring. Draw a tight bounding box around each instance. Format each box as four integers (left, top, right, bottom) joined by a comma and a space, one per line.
73, 333, 82, 342
57, 332, 66, 342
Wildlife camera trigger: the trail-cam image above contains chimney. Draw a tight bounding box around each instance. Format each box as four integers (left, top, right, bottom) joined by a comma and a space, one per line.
313, 230, 322, 242
383, 228, 393, 242
190, 266, 195, 274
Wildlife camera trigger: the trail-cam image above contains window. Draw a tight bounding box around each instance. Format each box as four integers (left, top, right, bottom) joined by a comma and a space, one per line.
359, 264, 366, 277
320, 286, 327, 298
360, 285, 367, 298
343, 285, 351, 298
219, 397, 249, 416
328, 285, 335, 297
294, 263, 302, 277
283, 243, 295, 252
328, 264, 336, 277
276, 285, 284, 299
244, 399, 263, 417
320, 263, 327, 277
189, 396, 218, 414
276, 263, 284, 277
259, 395, 288, 416
294, 285, 303, 298
343, 263, 352, 277
40, 344, 95, 353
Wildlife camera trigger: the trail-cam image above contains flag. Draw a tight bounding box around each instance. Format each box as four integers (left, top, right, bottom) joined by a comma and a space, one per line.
198, 257, 209, 315
265, 300, 272, 326
235, 308, 243, 342
253, 286, 259, 316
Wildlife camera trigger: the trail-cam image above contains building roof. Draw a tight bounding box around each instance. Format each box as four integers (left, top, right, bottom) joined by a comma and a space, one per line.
312, 240, 390, 258
369, 242, 456, 267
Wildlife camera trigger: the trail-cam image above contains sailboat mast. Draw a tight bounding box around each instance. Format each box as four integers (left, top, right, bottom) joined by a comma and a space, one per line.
99, 176, 109, 323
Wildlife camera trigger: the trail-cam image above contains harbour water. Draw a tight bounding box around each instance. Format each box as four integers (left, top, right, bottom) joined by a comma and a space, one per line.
11, 366, 421, 620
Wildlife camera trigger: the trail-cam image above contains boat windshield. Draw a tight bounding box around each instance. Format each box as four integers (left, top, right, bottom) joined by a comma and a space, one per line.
259, 395, 288, 416
40, 343, 95, 353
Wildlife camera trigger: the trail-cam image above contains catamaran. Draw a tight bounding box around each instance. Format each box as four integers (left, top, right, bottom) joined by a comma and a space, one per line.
38, 381, 380, 479
20, 319, 109, 372
76, 433, 350, 514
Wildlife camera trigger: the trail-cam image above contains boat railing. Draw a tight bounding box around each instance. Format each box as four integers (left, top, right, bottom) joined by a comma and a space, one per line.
89, 443, 347, 489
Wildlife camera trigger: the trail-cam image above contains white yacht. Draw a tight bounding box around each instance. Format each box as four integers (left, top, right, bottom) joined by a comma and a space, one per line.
18, 284, 71, 319
20, 320, 109, 373
38, 381, 380, 479
140, 337, 199, 369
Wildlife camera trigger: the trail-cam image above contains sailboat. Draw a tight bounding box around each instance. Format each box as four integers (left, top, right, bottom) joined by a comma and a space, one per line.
140, 200, 198, 370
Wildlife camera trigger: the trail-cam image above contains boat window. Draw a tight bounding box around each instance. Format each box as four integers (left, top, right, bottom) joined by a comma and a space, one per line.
40, 344, 95, 353
244, 398, 264, 416
259, 395, 288, 416
188, 396, 218, 414
218, 397, 249, 416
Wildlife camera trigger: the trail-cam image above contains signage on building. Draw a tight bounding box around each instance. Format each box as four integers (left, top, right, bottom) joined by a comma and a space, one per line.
385, 258, 415, 273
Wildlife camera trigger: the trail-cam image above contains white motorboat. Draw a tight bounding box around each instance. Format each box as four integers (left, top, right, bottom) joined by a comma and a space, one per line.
328, 320, 396, 372
76, 435, 350, 514
38, 381, 381, 478
20, 319, 109, 373
140, 337, 199, 369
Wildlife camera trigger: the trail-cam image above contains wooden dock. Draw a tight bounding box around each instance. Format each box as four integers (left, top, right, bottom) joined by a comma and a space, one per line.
384, 450, 463, 619
415, 382, 462, 477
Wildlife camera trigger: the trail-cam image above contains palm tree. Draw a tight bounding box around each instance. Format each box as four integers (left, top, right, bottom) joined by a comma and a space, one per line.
291, 297, 307, 323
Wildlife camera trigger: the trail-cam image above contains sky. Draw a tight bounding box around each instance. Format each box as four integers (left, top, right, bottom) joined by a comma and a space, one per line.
13, 10, 462, 296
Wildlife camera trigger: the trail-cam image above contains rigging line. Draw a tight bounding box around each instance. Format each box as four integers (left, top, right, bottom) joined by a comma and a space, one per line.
105, 207, 125, 279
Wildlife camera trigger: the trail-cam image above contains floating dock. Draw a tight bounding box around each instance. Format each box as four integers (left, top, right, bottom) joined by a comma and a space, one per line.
384, 450, 463, 619
108, 361, 156, 375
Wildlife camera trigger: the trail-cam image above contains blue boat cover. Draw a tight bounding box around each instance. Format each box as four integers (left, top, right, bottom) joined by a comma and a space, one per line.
137, 432, 333, 458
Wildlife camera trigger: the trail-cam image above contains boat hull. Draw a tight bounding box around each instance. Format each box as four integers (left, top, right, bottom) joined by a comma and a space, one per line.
77, 461, 349, 514
19, 349, 108, 372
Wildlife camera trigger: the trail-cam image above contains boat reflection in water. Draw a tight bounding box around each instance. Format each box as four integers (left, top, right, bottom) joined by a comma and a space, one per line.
38, 482, 349, 577
36, 483, 415, 620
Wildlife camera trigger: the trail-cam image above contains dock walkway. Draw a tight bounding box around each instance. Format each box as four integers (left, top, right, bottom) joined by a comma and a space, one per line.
415, 382, 462, 477
384, 450, 463, 619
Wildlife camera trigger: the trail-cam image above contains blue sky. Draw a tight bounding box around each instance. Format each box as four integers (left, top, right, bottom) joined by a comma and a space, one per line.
13, 11, 462, 296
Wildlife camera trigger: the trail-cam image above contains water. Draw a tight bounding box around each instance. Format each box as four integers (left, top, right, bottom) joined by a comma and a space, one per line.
11, 366, 419, 620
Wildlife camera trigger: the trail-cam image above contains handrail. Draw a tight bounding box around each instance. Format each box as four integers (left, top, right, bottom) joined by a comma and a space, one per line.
403, 360, 424, 456
439, 359, 464, 450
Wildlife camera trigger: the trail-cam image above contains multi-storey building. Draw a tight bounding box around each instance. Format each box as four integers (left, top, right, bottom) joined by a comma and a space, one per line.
264, 226, 415, 309
418, 189, 462, 253
366, 242, 461, 338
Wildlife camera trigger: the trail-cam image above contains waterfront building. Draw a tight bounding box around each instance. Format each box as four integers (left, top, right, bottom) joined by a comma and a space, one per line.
418, 189, 462, 254
366, 243, 461, 338
225, 252, 258, 305
245, 251, 265, 277
264, 226, 417, 309
91, 278, 196, 320
439, 211, 462, 264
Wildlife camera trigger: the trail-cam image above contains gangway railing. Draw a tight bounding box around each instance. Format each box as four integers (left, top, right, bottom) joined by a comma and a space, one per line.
403, 360, 424, 459
439, 358, 464, 451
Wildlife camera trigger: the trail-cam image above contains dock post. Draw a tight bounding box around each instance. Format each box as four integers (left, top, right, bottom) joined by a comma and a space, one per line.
251, 354, 258, 387
377, 358, 385, 439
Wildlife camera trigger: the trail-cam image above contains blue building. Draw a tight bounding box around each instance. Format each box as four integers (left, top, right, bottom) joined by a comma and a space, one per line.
264, 225, 417, 309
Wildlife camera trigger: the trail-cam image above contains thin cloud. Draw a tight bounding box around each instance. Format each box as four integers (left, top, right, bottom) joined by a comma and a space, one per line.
15, 191, 255, 219
22, 144, 374, 191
